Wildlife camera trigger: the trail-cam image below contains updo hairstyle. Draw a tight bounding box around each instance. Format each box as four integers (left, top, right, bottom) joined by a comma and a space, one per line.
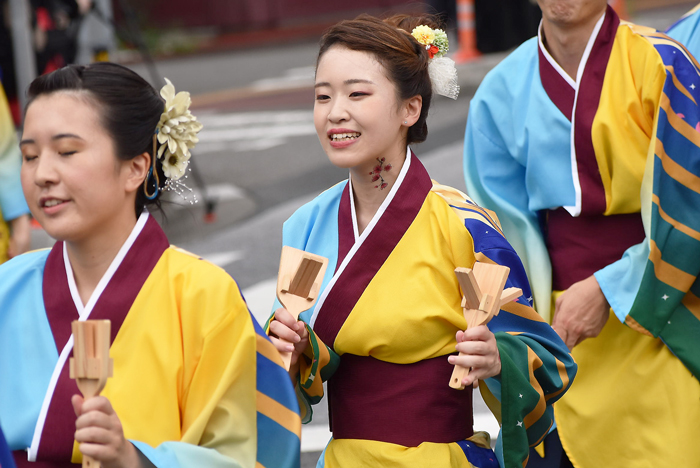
317, 14, 442, 145
26, 62, 166, 215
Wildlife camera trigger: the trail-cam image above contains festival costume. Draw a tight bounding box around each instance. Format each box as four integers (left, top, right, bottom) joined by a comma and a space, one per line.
667, 3, 700, 59
464, 7, 700, 467
270, 151, 576, 468
0, 85, 29, 264
0, 425, 15, 468
0, 213, 301, 468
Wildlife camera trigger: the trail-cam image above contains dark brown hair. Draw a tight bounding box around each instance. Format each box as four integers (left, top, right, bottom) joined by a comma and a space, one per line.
317, 13, 442, 145
26, 62, 165, 215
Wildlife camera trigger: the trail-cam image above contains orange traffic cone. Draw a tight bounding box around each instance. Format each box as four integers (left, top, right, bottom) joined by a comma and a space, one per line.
609, 0, 629, 20
453, 0, 480, 63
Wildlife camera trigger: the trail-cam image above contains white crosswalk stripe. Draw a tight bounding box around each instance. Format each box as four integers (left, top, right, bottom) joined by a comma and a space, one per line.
196, 110, 315, 154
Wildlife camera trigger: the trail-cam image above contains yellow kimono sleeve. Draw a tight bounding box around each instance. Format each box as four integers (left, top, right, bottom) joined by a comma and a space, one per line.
114, 252, 259, 468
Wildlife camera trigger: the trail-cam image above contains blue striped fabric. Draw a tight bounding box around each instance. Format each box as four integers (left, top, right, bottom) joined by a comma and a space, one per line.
0, 424, 15, 468
622, 32, 700, 378
439, 188, 576, 468
251, 317, 301, 468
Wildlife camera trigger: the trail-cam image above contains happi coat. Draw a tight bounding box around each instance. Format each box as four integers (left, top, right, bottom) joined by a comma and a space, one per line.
0, 212, 301, 468
0, 85, 29, 264
667, 3, 700, 59
464, 6, 700, 467
270, 150, 576, 468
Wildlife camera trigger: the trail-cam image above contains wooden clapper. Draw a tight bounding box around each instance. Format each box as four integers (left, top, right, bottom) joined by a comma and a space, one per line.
449, 263, 522, 390
69, 320, 113, 468
276, 246, 328, 370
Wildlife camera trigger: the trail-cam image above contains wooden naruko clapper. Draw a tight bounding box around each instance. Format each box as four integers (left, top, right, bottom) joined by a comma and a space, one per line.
69, 320, 113, 468
449, 263, 522, 390
276, 246, 328, 370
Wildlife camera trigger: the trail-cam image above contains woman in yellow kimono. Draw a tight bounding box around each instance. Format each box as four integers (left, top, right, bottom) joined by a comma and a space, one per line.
0, 63, 300, 468
267, 14, 577, 468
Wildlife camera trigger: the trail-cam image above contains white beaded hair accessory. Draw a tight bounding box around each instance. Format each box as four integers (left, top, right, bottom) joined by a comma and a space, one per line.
411, 25, 460, 100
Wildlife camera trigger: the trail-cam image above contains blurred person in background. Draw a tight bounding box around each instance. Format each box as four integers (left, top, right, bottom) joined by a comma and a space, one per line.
32, 0, 92, 74
464, 0, 700, 467
0, 0, 92, 123
666, 3, 700, 58
0, 82, 30, 264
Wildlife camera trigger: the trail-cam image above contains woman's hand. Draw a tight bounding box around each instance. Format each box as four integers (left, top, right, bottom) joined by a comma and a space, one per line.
448, 325, 501, 388
268, 307, 310, 375
551, 274, 610, 350
72, 395, 143, 468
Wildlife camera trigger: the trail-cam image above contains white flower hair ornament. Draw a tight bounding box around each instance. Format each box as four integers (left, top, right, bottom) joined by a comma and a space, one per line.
411, 25, 460, 100
157, 78, 203, 180
144, 78, 203, 202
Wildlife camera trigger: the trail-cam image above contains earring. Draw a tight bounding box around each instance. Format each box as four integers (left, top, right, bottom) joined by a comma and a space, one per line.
404, 121, 408, 125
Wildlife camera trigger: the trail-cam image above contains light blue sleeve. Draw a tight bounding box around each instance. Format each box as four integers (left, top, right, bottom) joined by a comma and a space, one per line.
0, 250, 55, 451
0, 87, 29, 221
132, 441, 246, 468
666, 6, 700, 60
594, 242, 649, 323
268, 183, 344, 325
463, 84, 553, 322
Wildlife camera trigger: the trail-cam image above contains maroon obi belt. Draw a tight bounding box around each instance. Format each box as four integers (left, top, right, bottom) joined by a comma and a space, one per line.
545, 207, 646, 291
327, 353, 473, 447
12, 451, 75, 468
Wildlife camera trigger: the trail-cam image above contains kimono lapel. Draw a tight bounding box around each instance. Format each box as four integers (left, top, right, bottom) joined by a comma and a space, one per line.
573, 5, 619, 215
42, 243, 79, 356
313, 151, 433, 347
31, 213, 169, 462
538, 28, 575, 121
336, 185, 354, 271
538, 7, 619, 217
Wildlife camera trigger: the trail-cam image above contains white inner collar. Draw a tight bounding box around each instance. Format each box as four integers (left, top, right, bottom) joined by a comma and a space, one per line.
309, 147, 412, 328
537, 11, 607, 90
29, 211, 150, 461
63, 211, 150, 317
348, 146, 412, 242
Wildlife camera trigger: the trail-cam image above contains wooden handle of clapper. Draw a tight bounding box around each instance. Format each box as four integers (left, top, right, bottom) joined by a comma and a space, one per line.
449, 264, 520, 390
70, 320, 113, 468
83, 455, 100, 468
449, 309, 481, 390
279, 344, 293, 370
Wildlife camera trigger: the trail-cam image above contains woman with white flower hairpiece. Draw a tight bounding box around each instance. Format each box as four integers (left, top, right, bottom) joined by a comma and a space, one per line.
0, 62, 301, 468
266, 14, 576, 468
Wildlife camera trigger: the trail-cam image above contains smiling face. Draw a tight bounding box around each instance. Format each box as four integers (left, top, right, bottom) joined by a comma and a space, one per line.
314, 46, 418, 171
20, 92, 145, 244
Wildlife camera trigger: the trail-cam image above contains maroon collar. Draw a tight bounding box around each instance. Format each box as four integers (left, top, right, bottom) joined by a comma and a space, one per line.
539, 6, 619, 216
314, 153, 433, 347
538, 40, 575, 121
36, 215, 169, 462
573, 5, 619, 215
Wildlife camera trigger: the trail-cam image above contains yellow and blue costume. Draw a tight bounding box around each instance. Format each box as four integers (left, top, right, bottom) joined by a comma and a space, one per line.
0, 213, 300, 468
270, 151, 576, 468
464, 6, 700, 467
